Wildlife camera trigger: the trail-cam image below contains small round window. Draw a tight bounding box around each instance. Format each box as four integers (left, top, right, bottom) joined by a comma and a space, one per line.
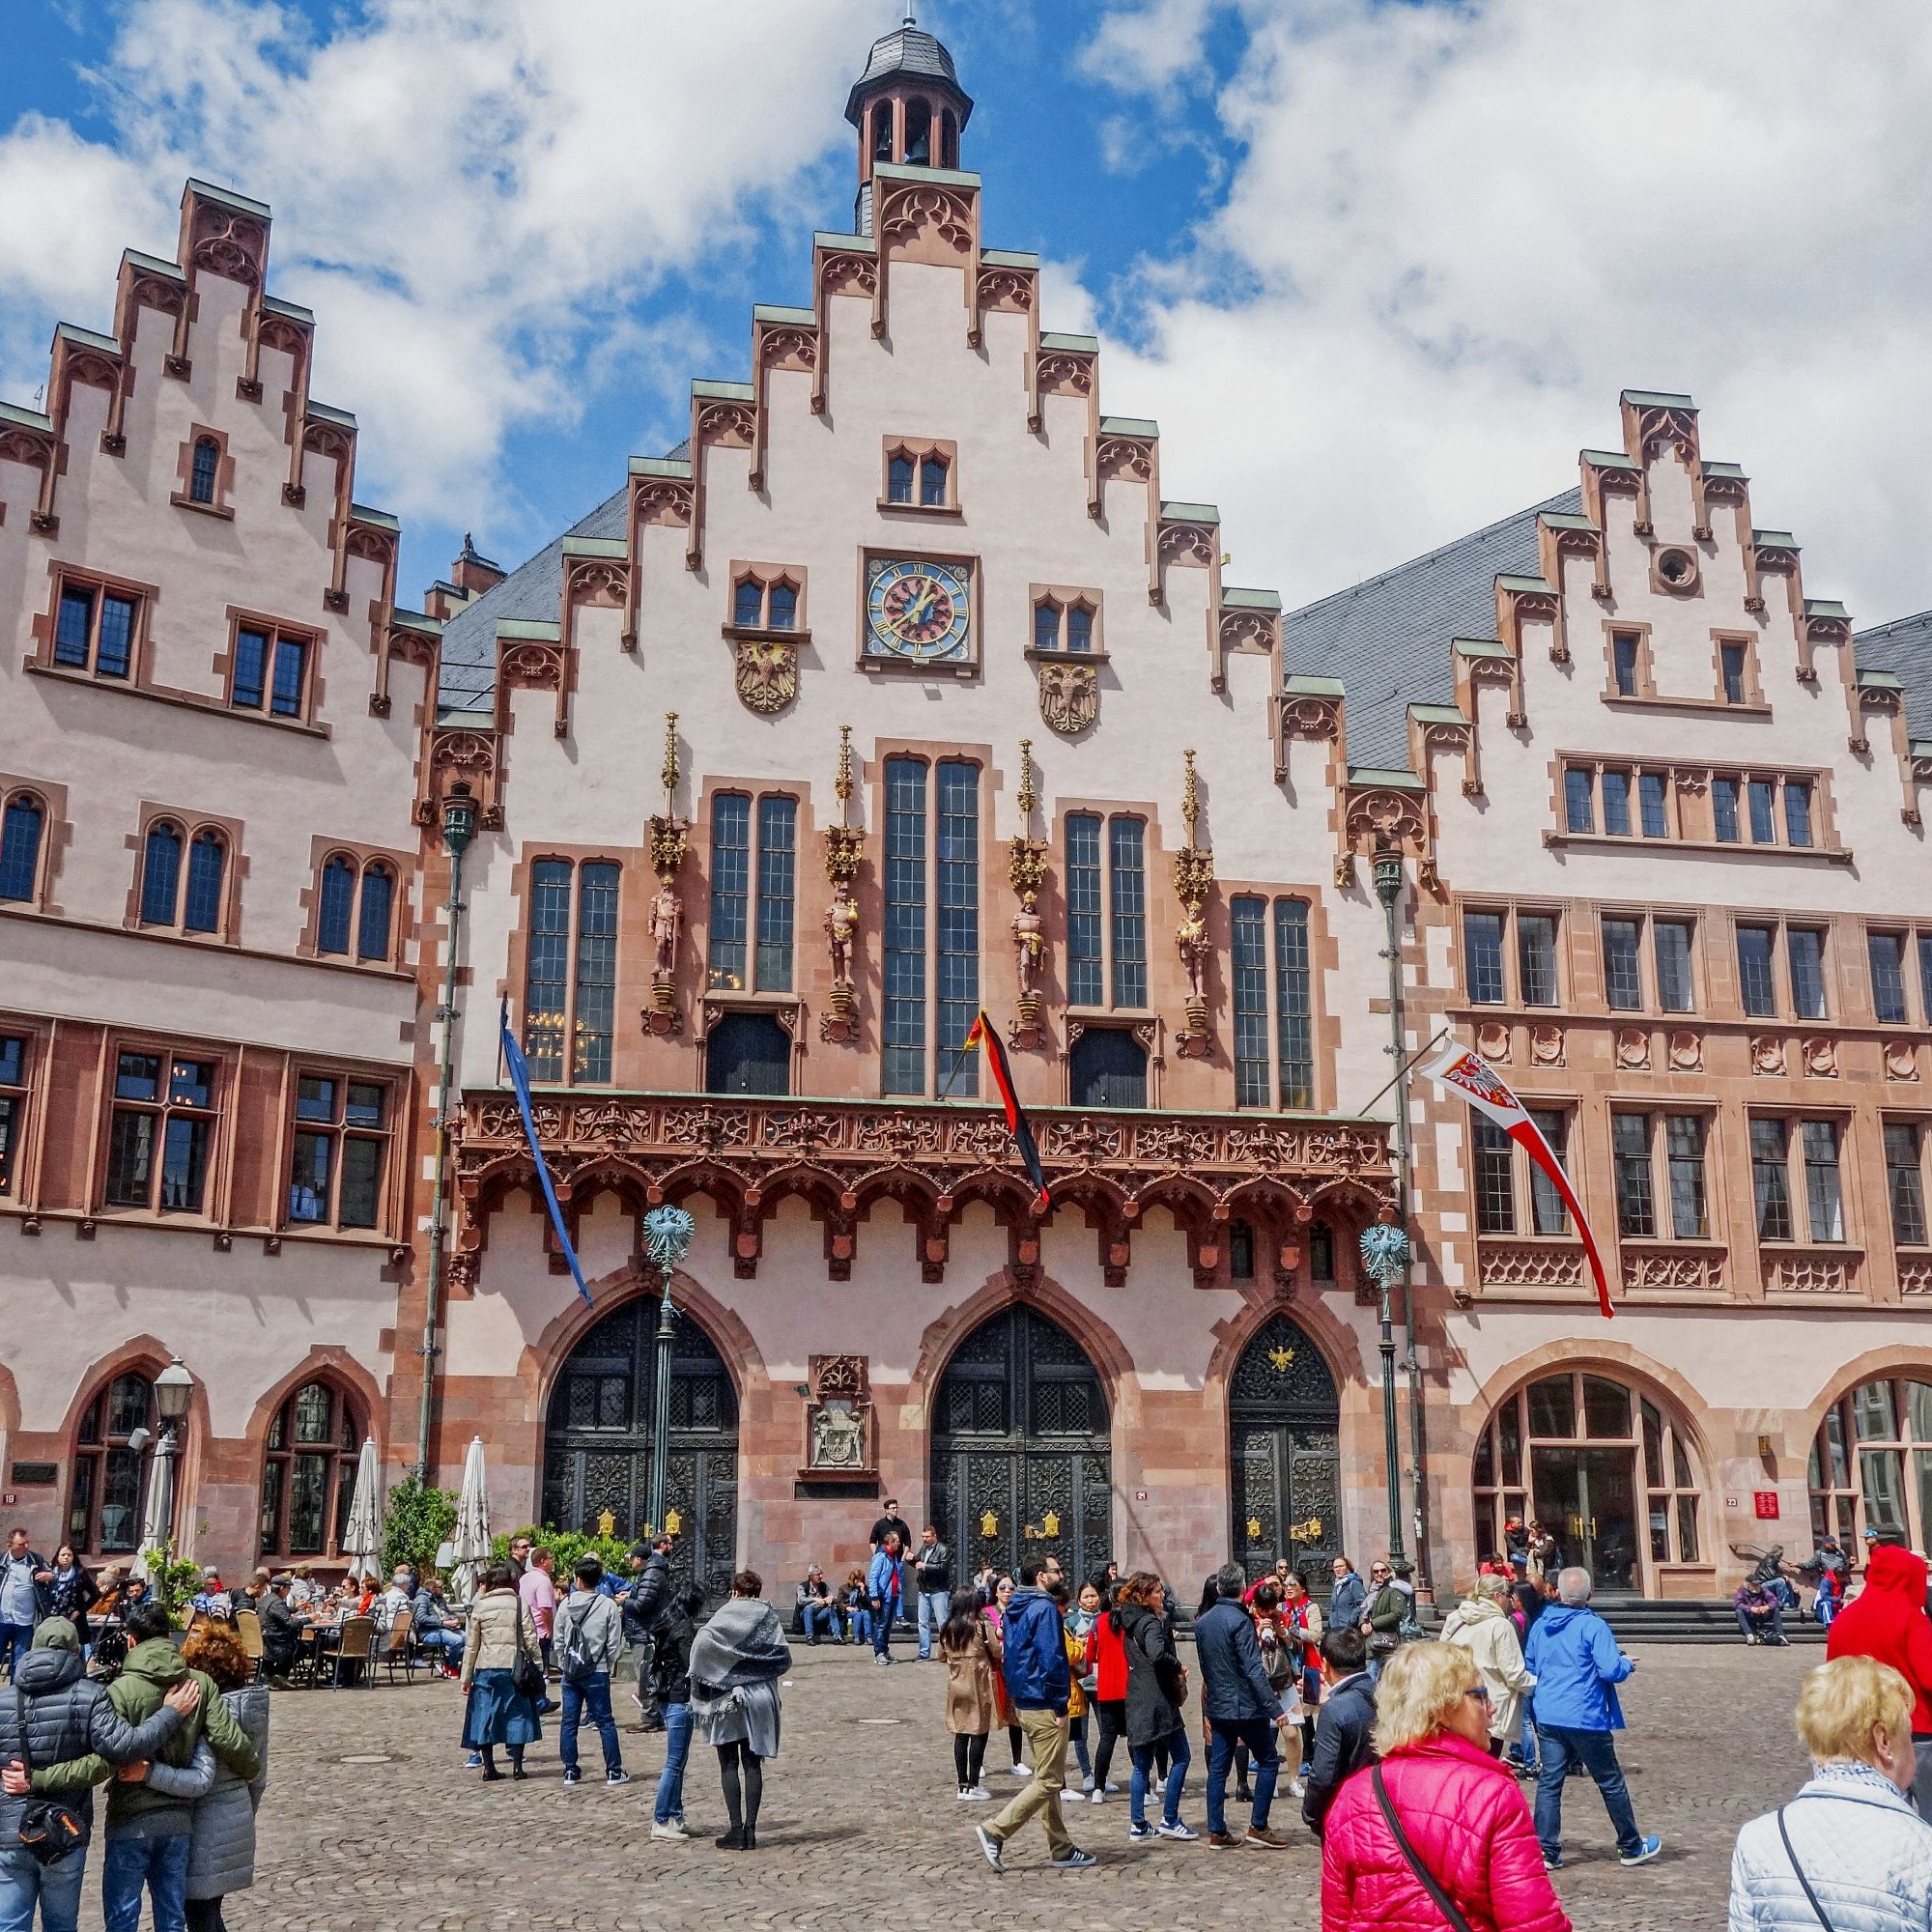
1655, 547, 1697, 591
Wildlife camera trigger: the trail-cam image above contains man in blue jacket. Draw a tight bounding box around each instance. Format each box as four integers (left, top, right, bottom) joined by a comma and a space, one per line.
973, 1554, 1094, 1871
1196, 1563, 1294, 1849
1522, 1566, 1662, 1871
866, 1531, 903, 1664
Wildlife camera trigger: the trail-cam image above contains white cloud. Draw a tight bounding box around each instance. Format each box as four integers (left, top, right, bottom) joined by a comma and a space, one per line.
1078, 0, 1932, 624
0, 0, 880, 525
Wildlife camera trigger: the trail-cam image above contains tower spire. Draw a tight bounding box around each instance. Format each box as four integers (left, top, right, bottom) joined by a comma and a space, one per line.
845, 12, 972, 230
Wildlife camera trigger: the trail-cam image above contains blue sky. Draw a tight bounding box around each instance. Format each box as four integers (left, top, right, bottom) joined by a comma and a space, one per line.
7, 1, 1932, 624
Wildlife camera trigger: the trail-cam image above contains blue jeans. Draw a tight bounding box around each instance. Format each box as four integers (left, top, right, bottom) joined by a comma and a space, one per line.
419, 1629, 464, 1669
1129, 1725, 1191, 1827
1068, 1711, 1092, 1780
654, 1702, 693, 1824
917, 1589, 950, 1659
872, 1597, 898, 1658
102, 1831, 192, 1932
1534, 1723, 1643, 1860
0, 1627, 30, 1683
802, 1605, 840, 1642
560, 1670, 622, 1775
0, 1844, 85, 1932
847, 1605, 872, 1645
1515, 1698, 1538, 1769
1207, 1716, 1280, 1834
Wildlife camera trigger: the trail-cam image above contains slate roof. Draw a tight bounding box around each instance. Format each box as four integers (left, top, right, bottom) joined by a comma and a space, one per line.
436, 488, 627, 714
1278, 488, 1582, 774
845, 25, 971, 127
1852, 609, 1932, 744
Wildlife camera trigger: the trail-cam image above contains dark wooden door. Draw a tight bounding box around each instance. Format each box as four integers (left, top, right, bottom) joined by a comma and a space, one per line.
541, 1300, 739, 1600
932, 1306, 1113, 1584
1229, 1312, 1342, 1588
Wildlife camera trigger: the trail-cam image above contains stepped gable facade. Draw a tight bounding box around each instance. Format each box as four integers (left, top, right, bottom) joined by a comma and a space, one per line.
3, 21, 1931, 1602
0, 181, 430, 1565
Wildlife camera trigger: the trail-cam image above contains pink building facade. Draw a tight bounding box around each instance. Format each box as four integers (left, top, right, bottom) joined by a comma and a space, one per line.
2, 25, 1929, 1603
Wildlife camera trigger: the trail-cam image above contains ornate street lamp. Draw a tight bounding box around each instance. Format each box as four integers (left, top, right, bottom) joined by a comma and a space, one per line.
1370, 841, 1430, 1582
416, 783, 478, 1481
642, 1206, 697, 1538
137, 1354, 195, 1577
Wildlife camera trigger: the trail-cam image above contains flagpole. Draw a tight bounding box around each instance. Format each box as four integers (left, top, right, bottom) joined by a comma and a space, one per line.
1350, 1025, 1450, 1125
935, 1036, 975, 1102
1371, 845, 1430, 1588
416, 784, 477, 1482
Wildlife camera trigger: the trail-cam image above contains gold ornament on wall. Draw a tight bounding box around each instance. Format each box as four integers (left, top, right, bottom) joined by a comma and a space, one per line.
596, 1509, 616, 1539
1174, 749, 1215, 1057
980, 1510, 999, 1538
644, 712, 687, 1037
821, 725, 864, 1045
733, 634, 798, 714
1009, 738, 1048, 1050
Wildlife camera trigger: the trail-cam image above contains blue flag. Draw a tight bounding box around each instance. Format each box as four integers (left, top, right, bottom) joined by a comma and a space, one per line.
498, 1001, 592, 1305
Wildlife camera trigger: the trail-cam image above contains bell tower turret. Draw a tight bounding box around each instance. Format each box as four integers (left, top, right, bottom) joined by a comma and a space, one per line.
845, 10, 973, 234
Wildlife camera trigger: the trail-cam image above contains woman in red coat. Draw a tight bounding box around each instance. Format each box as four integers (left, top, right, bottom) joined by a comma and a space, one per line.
1322, 1639, 1570, 1932
1085, 1581, 1130, 1803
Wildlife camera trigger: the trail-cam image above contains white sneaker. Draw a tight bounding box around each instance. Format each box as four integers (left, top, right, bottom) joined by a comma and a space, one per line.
1009, 1764, 1031, 1778
649, 1820, 690, 1840
960, 1784, 991, 1802
1288, 1777, 1306, 1798
1089, 1788, 1106, 1804
1155, 1818, 1199, 1841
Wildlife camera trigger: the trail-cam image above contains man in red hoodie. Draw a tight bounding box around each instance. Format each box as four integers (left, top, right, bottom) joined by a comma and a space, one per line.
1826, 1540, 1932, 1809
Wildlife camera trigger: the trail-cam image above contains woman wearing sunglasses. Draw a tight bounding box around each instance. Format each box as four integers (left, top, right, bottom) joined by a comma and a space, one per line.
1320, 1641, 1569, 1932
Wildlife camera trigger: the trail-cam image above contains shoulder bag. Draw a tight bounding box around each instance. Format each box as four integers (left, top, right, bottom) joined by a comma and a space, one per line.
1776, 1808, 1837, 1932
13, 1691, 89, 1868
1371, 1763, 1476, 1932
510, 1605, 546, 1700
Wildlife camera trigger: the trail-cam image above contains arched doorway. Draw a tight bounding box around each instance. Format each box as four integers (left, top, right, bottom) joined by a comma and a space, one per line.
541, 1298, 739, 1600
1229, 1313, 1341, 1586
1471, 1369, 1703, 1598
931, 1305, 1112, 1584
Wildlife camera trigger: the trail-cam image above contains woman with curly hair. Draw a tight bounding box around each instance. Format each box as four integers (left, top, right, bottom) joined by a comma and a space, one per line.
141, 1622, 271, 1932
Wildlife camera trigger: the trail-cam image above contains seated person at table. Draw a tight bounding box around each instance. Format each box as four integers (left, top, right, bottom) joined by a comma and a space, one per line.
191, 1569, 234, 1621
412, 1573, 465, 1675
259, 1573, 305, 1683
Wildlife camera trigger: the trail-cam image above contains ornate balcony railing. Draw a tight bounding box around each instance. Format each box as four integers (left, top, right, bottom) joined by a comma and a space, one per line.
452, 1090, 1395, 1289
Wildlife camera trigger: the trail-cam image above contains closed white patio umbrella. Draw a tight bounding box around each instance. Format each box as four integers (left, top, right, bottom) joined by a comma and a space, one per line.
450, 1435, 492, 1604
340, 1437, 383, 1584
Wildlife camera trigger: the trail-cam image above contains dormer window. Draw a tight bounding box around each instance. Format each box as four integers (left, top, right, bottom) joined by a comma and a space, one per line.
189, 438, 219, 505
727, 566, 808, 634
1031, 592, 1101, 654
881, 439, 958, 514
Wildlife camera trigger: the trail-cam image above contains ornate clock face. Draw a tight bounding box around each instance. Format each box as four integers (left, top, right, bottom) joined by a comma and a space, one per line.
866, 556, 972, 665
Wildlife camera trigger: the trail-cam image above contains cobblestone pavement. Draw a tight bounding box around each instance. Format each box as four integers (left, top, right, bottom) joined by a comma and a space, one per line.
93, 1640, 1812, 1930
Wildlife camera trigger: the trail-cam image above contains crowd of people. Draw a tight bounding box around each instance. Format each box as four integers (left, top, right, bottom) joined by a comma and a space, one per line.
21, 1504, 1932, 1923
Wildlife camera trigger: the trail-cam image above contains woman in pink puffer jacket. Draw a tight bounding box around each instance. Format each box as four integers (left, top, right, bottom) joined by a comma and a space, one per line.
1322, 1640, 1570, 1932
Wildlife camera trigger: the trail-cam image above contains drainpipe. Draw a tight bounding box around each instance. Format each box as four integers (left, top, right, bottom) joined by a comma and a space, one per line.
416, 783, 477, 1481
1372, 842, 1432, 1593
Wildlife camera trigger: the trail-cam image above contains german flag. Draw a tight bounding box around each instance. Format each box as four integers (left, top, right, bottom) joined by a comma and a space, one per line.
963, 1010, 1051, 1207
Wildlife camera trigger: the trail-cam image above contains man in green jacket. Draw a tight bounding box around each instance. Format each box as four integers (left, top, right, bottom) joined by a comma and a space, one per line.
46, 1602, 260, 1932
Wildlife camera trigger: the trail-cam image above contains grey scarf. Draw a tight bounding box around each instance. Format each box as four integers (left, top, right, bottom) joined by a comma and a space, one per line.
689, 1596, 789, 1690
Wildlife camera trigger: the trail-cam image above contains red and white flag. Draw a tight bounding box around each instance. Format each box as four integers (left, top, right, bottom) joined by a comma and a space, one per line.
1423, 1039, 1614, 1320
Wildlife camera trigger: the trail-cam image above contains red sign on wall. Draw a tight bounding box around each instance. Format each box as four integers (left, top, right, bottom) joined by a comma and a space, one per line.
1753, 1491, 1780, 1520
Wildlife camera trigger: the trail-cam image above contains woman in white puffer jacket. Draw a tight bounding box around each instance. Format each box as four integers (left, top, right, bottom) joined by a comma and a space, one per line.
1729, 1654, 1932, 1932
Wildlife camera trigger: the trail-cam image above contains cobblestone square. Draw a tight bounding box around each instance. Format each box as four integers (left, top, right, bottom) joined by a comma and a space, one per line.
129, 1640, 1812, 1931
